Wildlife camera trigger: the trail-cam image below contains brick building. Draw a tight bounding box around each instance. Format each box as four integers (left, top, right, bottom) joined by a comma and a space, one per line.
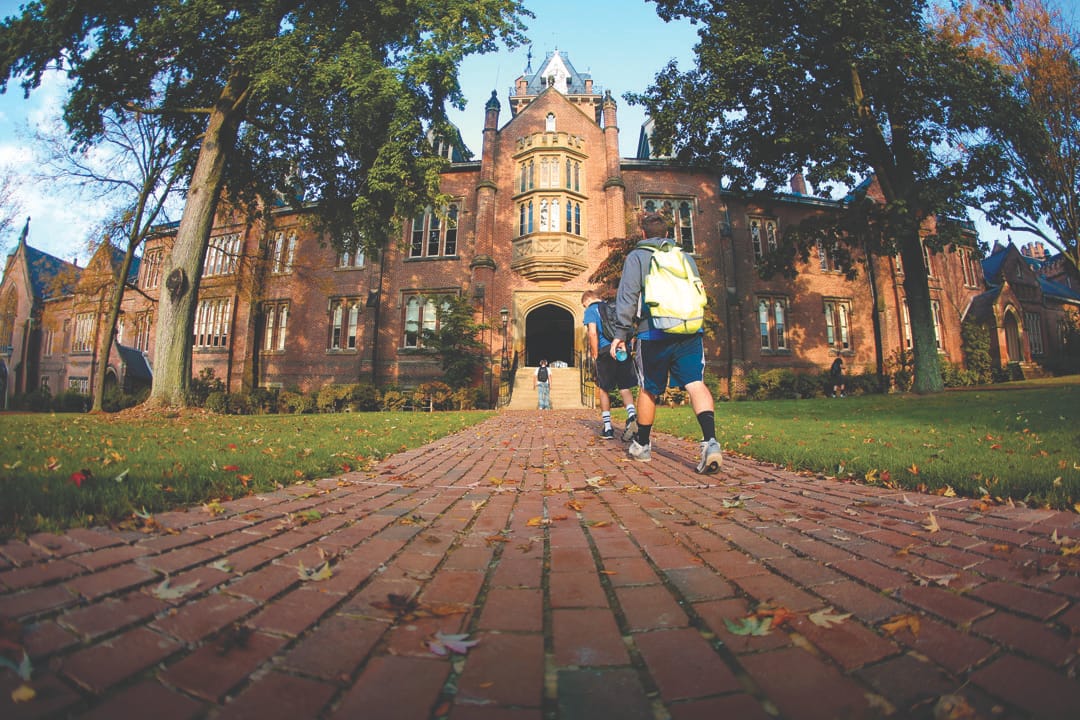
4, 50, 1076, 408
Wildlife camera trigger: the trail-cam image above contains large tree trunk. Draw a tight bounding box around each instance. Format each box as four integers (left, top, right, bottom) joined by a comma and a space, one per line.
149, 74, 248, 408
898, 232, 945, 394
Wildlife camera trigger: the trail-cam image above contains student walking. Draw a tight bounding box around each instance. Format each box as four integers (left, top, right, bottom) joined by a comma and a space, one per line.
609, 212, 723, 474
582, 289, 638, 440
829, 357, 846, 397
533, 358, 552, 410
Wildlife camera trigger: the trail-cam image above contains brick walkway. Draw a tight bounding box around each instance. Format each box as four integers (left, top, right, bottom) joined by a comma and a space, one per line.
2, 410, 1078, 719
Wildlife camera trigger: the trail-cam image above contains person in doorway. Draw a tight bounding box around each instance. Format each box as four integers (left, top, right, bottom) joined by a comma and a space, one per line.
609, 212, 723, 474
829, 357, 846, 397
582, 289, 638, 440
533, 358, 552, 409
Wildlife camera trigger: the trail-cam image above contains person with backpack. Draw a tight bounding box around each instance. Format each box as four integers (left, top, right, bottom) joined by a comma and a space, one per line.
533, 358, 552, 409
609, 212, 723, 474
581, 289, 638, 440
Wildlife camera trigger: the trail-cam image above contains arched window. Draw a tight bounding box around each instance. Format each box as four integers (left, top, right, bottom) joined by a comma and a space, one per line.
546, 112, 556, 132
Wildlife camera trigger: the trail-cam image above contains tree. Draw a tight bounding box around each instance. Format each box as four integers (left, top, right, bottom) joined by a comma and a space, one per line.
35, 110, 189, 412
0, 0, 527, 407
631, 0, 1014, 393
939, 0, 1080, 272
421, 295, 489, 390
0, 167, 20, 254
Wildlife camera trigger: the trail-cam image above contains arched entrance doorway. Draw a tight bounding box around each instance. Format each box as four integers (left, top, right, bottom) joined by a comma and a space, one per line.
525, 304, 574, 366
1004, 310, 1022, 362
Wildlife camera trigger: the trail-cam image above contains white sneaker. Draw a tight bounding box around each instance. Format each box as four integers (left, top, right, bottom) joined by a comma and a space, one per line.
696, 439, 723, 474
628, 439, 651, 462
621, 414, 638, 442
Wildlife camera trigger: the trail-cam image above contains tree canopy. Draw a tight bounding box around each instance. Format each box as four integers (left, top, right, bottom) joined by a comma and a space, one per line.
939, 0, 1080, 271
632, 0, 1016, 392
0, 0, 528, 406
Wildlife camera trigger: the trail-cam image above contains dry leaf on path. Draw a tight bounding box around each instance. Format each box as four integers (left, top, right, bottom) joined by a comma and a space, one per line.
428, 631, 479, 656
152, 578, 201, 600
922, 512, 940, 533
809, 608, 852, 628
881, 613, 921, 638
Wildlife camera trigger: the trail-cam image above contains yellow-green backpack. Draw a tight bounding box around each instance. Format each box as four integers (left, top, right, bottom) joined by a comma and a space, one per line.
642, 241, 707, 334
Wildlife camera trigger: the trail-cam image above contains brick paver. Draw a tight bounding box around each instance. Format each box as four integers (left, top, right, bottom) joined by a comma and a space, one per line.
2, 409, 1078, 718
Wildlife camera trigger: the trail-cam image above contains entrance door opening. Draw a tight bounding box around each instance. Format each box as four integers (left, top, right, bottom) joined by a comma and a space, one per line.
525, 304, 574, 366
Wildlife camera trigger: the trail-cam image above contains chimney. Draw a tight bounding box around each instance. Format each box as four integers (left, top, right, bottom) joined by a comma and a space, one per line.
790, 173, 807, 195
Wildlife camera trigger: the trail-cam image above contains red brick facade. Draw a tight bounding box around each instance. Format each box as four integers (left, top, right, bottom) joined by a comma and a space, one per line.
4, 51, 1077, 407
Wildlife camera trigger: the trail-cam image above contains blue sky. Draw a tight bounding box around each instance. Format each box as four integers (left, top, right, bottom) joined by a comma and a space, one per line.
1, 0, 1076, 262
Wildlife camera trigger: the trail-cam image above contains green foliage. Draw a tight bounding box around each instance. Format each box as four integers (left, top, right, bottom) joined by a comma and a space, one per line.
744, 368, 824, 400
635, 0, 1016, 394
278, 390, 316, 414
101, 387, 150, 413
421, 295, 488, 388
51, 390, 90, 413
189, 368, 225, 407
961, 317, 994, 384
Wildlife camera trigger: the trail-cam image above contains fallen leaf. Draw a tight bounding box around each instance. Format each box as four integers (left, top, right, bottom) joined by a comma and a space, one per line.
209, 560, 233, 573
922, 512, 940, 533
526, 516, 550, 527
428, 631, 479, 656
152, 578, 201, 600
297, 561, 332, 582
881, 613, 921, 638
809, 608, 852, 628
10, 684, 35, 703
933, 693, 977, 720
723, 616, 772, 636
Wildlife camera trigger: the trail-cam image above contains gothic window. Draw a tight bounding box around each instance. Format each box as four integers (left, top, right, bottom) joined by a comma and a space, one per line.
758, 296, 788, 351
643, 197, 696, 253
824, 299, 852, 351
263, 301, 290, 352
546, 112, 556, 131
1024, 312, 1044, 356
409, 203, 461, 258
142, 249, 164, 289
402, 294, 452, 348
205, 233, 241, 276
748, 216, 777, 260
817, 239, 841, 272
193, 297, 232, 349
72, 312, 95, 353
328, 297, 361, 350
267, 231, 296, 274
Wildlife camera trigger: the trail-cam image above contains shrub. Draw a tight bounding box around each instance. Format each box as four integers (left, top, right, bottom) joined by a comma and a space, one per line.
248, 387, 278, 414
205, 391, 230, 414
101, 386, 148, 413
348, 384, 380, 411
451, 386, 483, 410
380, 389, 408, 411
189, 368, 224, 406
52, 390, 90, 413
316, 384, 353, 413
961, 318, 993, 384
745, 368, 820, 400
11, 388, 52, 411
413, 381, 453, 411
279, 390, 316, 414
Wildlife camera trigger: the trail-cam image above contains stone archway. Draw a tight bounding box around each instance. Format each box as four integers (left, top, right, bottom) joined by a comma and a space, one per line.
525, 304, 574, 366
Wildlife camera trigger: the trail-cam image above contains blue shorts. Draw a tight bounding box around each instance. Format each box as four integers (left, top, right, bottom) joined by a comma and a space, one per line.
635, 334, 705, 396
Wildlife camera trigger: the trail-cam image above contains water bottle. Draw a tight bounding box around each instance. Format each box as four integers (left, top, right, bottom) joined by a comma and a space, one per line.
615, 346, 628, 362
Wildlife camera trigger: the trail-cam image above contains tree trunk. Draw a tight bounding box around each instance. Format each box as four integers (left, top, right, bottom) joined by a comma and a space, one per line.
90, 245, 137, 413
148, 73, 248, 408
899, 232, 944, 394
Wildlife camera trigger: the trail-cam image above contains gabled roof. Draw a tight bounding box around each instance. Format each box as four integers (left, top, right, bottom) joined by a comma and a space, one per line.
24, 243, 79, 300
115, 343, 153, 381
521, 50, 593, 96
1040, 275, 1080, 303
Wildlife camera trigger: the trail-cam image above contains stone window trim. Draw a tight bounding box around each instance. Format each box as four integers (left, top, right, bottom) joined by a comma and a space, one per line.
747, 216, 778, 261
262, 300, 290, 353
267, 229, 298, 275
193, 296, 233, 350
641, 196, 697, 254
823, 297, 853, 353
327, 296, 363, 352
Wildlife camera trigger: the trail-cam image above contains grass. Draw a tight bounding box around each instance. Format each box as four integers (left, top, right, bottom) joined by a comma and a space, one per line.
2, 378, 1078, 539
661, 378, 1080, 511
0, 410, 493, 539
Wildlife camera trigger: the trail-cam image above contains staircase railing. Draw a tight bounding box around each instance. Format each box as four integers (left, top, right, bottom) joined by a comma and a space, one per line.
578, 350, 596, 409
497, 350, 519, 408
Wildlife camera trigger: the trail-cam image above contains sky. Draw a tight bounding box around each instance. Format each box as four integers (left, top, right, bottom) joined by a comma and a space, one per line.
0, 0, 1076, 264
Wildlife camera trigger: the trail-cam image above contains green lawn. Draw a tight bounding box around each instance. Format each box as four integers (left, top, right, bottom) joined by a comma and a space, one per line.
662, 378, 1080, 510
2, 379, 1078, 539
0, 410, 493, 538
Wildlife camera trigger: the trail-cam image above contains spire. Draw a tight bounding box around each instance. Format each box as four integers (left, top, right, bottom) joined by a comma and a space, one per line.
524, 44, 532, 74
17, 217, 29, 247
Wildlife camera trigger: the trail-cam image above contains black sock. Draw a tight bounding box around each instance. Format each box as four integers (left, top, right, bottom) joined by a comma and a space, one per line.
697, 410, 715, 442
636, 424, 652, 445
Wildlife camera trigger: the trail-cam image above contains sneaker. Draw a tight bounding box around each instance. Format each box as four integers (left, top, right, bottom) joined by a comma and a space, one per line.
628, 439, 651, 462
695, 439, 723, 474
601, 426, 615, 440
621, 414, 638, 442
